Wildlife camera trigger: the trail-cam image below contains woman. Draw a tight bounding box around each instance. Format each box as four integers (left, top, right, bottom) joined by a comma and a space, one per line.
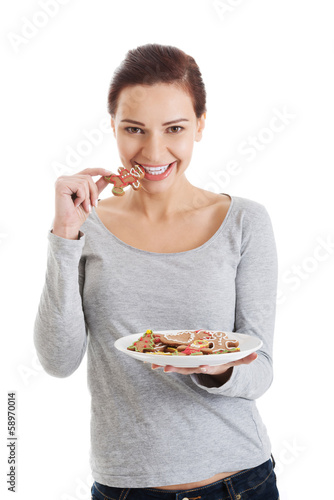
34, 44, 279, 499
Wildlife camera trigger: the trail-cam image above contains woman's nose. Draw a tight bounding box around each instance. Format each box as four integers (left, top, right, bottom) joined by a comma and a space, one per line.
141, 133, 166, 162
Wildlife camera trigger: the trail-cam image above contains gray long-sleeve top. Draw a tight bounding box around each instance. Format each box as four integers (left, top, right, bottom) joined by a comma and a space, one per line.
34, 195, 278, 488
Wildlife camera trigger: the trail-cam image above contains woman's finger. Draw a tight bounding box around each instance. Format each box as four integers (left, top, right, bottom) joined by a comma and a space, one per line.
152, 352, 258, 376
95, 175, 112, 199
77, 170, 113, 206
72, 181, 91, 212
71, 173, 107, 211
230, 352, 258, 367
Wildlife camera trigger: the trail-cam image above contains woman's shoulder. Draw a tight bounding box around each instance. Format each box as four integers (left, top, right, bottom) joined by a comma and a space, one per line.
181, 188, 272, 230
230, 194, 265, 212
197, 188, 266, 211
229, 195, 274, 239
230, 194, 268, 215
207, 195, 272, 242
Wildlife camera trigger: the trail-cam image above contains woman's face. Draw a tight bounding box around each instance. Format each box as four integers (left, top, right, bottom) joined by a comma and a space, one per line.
110, 83, 205, 194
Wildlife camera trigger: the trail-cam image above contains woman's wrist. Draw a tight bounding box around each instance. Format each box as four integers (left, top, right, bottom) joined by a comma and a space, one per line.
51, 225, 80, 240
208, 367, 233, 386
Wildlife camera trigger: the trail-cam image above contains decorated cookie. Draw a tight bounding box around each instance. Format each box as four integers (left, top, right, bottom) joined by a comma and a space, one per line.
151, 340, 167, 352
200, 331, 240, 354
177, 339, 210, 355
127, 330, 155, 353
178, 346, 204, 356
104, 165, 145, 196
155, 330, 212, 347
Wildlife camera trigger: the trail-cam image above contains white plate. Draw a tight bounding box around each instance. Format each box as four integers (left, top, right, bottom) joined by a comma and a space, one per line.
114, 330, 263, 368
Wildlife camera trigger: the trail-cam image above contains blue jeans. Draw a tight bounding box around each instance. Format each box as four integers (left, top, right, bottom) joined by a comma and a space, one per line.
91, 456, 279, 499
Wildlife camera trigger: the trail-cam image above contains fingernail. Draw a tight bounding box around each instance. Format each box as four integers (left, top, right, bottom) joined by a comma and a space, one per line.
94, 199, 98, 207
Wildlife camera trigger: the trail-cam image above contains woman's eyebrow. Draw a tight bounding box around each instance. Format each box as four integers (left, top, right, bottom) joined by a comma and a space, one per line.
162, 118, 189, 126
120, 118, 189, 126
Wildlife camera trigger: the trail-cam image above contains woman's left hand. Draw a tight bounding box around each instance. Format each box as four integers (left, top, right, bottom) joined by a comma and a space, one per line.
151, 352, 257, 378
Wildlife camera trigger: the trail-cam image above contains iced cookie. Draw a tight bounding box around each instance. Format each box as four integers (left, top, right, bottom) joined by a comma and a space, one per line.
155, 330, 212, 347
127, 330, 155, 353
104, 165, 145, 196
200, 332, 240, 354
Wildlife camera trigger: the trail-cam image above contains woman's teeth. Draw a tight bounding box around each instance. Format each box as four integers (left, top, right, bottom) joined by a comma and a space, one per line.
140, 164, 170, 175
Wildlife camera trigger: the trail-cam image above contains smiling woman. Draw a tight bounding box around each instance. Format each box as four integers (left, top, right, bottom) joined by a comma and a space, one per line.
109, 82, 205, 191
34, 43, 280, 499
104, 45, 207, 196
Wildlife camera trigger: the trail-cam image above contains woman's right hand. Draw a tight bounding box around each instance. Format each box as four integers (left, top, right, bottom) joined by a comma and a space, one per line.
52, 168, 113, 239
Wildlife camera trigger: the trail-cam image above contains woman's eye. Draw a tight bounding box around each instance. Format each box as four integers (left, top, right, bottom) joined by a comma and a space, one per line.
167, 126, 183, 133
126, 127, 143, 134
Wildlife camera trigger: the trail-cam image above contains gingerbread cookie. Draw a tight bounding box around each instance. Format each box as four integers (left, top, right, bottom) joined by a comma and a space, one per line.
127, 330, 155, 353
155, 330, 212, 347
151, 340, 167, 352
104, 164, 145, 196
200, 332, 240, 354
177, 339, 211, 355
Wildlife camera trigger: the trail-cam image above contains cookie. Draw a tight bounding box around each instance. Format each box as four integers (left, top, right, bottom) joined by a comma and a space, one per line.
151, 340, 167, 352
127, 330, 155, 353
176, 339, 210, 354
200, 331, 240, 354
155, 330, 212, 347
178, 346, 204, 356
104, 165, 145, 196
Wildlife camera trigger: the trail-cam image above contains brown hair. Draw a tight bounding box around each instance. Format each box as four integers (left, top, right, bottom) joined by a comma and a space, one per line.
107, 43, 206, 118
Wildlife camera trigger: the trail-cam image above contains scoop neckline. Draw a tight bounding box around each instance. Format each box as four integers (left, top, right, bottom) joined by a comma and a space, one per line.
89, 193, 234, 256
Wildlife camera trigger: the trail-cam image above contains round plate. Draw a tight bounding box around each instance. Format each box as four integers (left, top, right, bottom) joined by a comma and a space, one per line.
114, 330, 263, 368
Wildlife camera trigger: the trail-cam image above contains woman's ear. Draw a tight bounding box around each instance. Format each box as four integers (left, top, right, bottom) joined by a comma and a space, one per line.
195, 113, 206, 142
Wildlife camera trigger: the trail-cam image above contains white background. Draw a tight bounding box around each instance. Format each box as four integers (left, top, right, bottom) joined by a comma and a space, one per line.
1, 1, 333, 498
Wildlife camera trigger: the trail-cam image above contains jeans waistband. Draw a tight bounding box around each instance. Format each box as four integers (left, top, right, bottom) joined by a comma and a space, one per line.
92, 456, 278, 499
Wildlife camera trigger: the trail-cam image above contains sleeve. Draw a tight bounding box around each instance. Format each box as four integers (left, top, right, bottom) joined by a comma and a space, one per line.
33, 230, 88, 378
191, 204, 278, 399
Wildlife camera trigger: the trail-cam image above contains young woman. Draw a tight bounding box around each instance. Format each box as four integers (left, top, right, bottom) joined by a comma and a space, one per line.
34, 44, 280, 499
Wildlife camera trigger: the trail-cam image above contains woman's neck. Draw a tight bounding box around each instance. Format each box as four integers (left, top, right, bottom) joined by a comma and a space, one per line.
124, 175, 199, 223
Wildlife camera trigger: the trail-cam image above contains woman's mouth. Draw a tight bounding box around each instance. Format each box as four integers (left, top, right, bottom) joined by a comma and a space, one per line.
135, 161, 177, 181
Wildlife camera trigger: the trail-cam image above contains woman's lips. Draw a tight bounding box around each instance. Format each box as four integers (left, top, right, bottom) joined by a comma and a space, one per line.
135, 161, 177, 181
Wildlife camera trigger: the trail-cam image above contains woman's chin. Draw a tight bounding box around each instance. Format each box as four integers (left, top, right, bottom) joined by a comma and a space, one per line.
140, 179, 173, 195
140, 167, 179, 193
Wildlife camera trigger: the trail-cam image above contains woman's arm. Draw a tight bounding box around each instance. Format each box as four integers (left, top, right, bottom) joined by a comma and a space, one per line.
33, 230, 87, 378
34, 168, 111, 377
